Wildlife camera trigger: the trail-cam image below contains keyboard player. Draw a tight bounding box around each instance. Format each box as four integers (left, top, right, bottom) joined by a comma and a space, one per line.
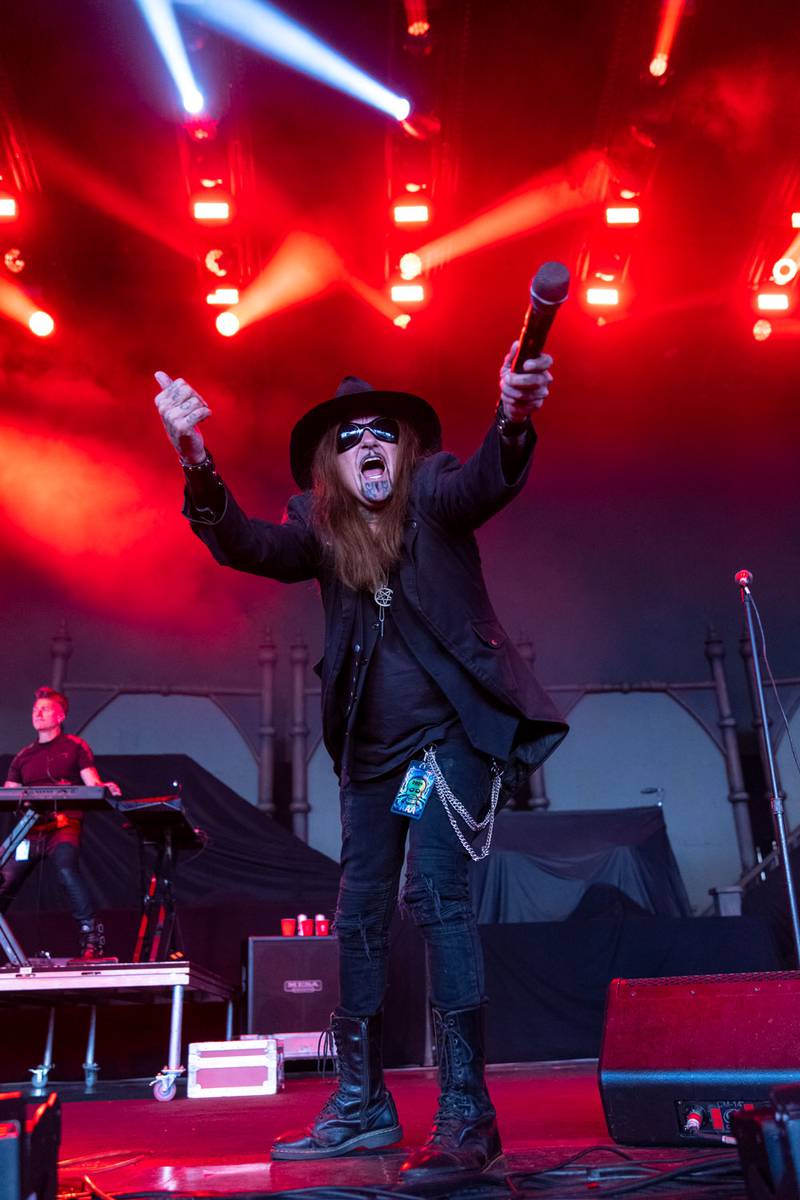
1, 686, 121, 960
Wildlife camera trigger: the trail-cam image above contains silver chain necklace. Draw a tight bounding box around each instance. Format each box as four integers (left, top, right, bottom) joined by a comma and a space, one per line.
373, 583, 393, 638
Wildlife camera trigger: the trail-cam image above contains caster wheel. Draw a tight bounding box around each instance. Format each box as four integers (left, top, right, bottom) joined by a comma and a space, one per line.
153, 1079, 177, 1102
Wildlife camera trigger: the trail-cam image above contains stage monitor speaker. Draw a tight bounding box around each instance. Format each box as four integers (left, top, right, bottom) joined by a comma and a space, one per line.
0, 1091, 60, 1200
245, 936, 339, 1037
599, 971, 800, 1146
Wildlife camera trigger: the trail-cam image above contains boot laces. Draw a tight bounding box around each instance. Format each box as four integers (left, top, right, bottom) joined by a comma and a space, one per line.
430, 1092, 473, 1142
316, 1022, 337, 1079
429, 1022, 477, 1143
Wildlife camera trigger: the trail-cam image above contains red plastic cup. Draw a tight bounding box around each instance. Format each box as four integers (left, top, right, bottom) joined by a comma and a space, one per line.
315, 917, 330, 936
281, 918, 297, 937
299, 918, 314, 937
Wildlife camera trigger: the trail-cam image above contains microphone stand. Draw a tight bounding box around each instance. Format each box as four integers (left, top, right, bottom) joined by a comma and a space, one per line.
737, 571, 800, 965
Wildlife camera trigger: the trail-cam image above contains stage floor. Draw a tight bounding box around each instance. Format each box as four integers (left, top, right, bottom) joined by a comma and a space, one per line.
55, 1060, 745, 1198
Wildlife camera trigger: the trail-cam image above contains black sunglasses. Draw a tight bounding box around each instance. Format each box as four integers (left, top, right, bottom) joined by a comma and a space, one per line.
336, 417, 400, 454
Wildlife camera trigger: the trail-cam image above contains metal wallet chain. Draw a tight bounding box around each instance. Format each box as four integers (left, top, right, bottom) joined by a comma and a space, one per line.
422, 747, 502, 862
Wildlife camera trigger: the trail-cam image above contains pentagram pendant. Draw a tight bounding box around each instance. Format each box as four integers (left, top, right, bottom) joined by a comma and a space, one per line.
373, 584, 393, 638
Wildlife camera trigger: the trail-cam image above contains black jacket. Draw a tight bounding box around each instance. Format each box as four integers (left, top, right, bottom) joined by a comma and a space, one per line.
187, 423, 568, 783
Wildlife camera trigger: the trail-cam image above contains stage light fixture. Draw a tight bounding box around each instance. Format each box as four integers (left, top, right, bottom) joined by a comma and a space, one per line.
185, 116, 217, 142
753, 319, 773, 342
392, 200, 431, 225
400, 112, 441, 141
206, 287, 240, 305
136, 0, 206, 114
174, 0, 410, 121
399, 252, 423, 280
192, 198, 232, 222
3, 248, 25, 274
390, 282, 425, 303
586, 286, 620, 306
28, 310, 55, 337
205, 249, 228, 277
393, 313, 412, 328
605, 206, 640, 225
404, 0, 430, 37
649, 0, 688, 81
773, 257, 798, 285
0, 196, 18, 220
216, 311, 240, 336
756, 292, 790, 312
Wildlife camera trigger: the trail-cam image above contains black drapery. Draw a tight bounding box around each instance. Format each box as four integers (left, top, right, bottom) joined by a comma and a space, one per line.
0, 753, 342, 922
471, 806, 691, 922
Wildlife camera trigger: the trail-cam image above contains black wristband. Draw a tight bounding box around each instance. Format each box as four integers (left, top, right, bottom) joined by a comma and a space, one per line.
495, 401, 531, 438
180, 449, 215, 472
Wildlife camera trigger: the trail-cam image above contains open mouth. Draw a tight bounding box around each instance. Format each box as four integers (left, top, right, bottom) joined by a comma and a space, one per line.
360, 453, 386, 480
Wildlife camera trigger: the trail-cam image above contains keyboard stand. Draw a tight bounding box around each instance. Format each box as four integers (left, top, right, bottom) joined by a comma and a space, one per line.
0, 810, 38, 968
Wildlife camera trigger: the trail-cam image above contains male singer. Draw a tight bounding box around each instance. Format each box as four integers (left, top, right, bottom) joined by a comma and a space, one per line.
154, 343, 567, 1180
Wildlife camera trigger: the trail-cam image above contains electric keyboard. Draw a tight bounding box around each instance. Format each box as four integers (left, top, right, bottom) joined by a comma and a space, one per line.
0, 785, 113, 812
115, 795, 204, 850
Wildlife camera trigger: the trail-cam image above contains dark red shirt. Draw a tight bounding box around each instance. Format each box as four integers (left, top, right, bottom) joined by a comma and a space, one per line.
6, 733, 95, 843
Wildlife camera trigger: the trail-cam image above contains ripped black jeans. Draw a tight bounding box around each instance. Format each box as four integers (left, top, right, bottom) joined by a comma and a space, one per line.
335, 731, 495, 1016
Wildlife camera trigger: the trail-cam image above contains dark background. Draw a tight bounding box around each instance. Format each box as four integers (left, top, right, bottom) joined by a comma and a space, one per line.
0, 0, 799, 790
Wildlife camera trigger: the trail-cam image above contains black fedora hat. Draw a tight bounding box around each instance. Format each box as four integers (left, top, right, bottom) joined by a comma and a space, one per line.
289, 376, 442, 490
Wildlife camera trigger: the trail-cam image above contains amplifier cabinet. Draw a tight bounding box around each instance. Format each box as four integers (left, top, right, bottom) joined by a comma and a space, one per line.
245, 936, 339, 1042
599, 971, 800, 1146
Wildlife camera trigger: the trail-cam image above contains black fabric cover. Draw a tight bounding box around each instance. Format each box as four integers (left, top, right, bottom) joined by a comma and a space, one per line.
0, 753, 341, 920
481, 914, 781, 1062
471, 806, 691, 923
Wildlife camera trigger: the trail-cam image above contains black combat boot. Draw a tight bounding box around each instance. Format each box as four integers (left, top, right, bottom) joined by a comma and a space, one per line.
271, 1010, 402, 1160
78, 919, 106, 960
399, 1003, 503, 1180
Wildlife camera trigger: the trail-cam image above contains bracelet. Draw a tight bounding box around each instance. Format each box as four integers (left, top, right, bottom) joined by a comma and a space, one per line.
495, 401, 531, 438
179, 450, 215, 472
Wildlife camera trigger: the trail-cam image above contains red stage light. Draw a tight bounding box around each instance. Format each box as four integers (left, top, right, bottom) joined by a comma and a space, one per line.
206, 287, 240, 305
404, 1, 430, 37
0, 195, 18, 221
756, 292, 790, 312
650, 0, 688, 78
216, 311, 240, 337
392, 199, 431, 225
772, 257, 798, 286
605, 206, 640, 226
3, 248, 25, 274
586, 286, 620, 307
399, 252, 423, 280
184, 116, 218, 142
752, 319, 773, 341
390, 282, 425, 303
192, 197, 232, 222
28, 310, 55, 337
393, 313, 412, 328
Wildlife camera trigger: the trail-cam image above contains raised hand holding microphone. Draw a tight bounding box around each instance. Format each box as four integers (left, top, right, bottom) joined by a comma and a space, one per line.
498, 260, 569, 436
153, 370, 212, 464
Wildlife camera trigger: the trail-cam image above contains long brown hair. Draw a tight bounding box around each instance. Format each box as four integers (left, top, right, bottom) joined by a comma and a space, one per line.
310, 419, 423, 592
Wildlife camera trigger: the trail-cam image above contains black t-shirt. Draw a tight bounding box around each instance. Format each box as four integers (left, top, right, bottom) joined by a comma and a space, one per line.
6, 733, 95, 830
349, 586, 457, 779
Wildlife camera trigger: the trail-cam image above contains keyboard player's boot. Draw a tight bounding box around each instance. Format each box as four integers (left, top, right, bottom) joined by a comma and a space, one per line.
78, 919, 106, 960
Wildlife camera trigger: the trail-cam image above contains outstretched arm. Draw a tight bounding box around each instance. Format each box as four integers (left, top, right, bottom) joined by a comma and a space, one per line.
153, 371, 320, 583
427, 341, 554, 531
